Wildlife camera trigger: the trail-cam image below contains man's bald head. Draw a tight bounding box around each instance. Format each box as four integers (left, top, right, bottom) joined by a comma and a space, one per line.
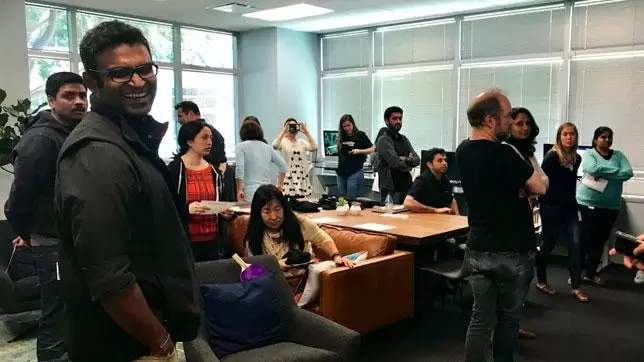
467, 89, 509, 128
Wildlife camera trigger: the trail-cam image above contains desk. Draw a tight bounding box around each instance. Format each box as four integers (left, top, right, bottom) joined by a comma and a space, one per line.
306, 209, 468, 246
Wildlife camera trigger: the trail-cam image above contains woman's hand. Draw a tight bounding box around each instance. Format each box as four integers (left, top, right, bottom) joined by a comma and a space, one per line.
333, 254, 355, 268
610, 234, 644, 270
220, 208, 235, 220
300, 122, 309, 135
189, 202, 208, 215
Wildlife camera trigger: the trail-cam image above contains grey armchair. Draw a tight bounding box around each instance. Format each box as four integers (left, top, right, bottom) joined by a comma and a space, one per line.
183, 255, 360, 362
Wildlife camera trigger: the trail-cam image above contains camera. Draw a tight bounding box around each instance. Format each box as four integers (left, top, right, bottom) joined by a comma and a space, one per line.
288, 123, 300, 132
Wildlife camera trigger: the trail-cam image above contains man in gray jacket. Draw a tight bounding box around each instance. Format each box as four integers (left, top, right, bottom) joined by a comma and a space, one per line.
5, 71, 87, 361
375, 106, 419, 204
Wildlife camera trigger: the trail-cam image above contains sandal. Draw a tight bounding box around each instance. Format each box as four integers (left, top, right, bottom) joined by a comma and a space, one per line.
572, 289, 589, 303
536, 283, 556, 295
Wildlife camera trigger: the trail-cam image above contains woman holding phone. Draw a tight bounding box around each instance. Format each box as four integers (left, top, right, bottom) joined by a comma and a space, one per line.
577, 126, 633, 285
272, 118, 318, 198
335, 114, 374, 199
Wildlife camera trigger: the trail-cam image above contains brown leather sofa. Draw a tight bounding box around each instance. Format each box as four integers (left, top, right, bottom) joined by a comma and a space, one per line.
226, 215, 415, 334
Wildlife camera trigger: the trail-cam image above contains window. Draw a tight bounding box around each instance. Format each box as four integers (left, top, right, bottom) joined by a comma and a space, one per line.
76, 12, 174, 63
458, 63, 563, 159
25, 5, 69, 52
322, 32, 371, 70
374, 21, 457, 66
461, 6, 566, 59
181, 71, 236, 157
375, 68, 455, 151
321, 74, 371, 136
27, 58, 70, 107
572, 0, 644, 50
152, 68, 177, 159
181, 28, 234, 68
569, 57, 644, 171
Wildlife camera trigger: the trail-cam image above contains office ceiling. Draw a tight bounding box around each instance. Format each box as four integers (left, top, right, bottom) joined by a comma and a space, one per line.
44, 0, 554, 33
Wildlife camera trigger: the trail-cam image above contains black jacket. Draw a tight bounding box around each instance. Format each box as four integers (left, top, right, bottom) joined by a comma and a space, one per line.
4, 110, 75, 242
54, 105, 199, 362
167, 157, 223, 239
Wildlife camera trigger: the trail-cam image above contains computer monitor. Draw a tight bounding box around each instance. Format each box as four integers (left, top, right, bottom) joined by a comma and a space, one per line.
543, 143, 592, 177
323, 130, 339, 156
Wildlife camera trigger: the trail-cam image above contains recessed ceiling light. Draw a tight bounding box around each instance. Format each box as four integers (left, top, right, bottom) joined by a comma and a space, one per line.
242, 3, 333, 22
208, 2, 256, 14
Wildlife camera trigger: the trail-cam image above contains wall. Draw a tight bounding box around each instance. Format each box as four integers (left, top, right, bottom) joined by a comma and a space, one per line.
239, 27, 319, 146
0, 1, 29, 219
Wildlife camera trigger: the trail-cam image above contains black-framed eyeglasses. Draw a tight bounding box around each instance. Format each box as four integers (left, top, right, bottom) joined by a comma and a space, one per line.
89, 63, 158, 84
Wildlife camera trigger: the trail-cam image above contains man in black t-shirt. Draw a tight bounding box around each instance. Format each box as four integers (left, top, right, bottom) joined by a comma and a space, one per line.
456, 90, 548, 362
404, 148, 458, 215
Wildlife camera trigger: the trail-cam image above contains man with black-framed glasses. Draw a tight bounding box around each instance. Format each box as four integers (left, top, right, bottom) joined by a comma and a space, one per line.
55, 20, 199, 362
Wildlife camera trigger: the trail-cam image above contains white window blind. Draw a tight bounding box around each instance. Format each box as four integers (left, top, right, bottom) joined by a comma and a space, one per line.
322, 74, 372, 136
572, 0, 644, 50
569, 57, 644, 170
374, 69, 455, 151
322, 32, 371, 70
461, 6, 566, 59
374, 21, 456, 66
458, 63, 563, 159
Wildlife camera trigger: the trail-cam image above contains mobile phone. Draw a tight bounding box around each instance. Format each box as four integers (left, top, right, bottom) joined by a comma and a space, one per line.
614, 231, 644, 258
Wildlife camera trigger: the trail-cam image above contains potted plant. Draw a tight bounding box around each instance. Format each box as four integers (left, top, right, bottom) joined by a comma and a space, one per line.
336, 197, 349, 216
0, 88, 46, 172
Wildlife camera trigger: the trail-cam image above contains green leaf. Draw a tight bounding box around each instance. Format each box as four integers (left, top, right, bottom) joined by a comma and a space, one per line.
0, 113, 8, 127
29, 102, 47, 116
2, 106, 19, 118
0, 89, 6, 105
16, 98, 31, 113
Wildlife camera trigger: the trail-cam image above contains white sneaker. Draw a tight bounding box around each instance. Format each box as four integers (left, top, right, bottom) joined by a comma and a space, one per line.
634, 270, 644, 285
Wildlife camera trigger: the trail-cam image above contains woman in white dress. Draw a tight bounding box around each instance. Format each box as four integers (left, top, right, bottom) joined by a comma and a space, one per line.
272, 118, 318, 198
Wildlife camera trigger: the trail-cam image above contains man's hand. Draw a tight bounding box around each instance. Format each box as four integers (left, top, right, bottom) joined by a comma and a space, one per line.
435, 208, 452, 215
12, 236, 29, 248
609, 234, 644, 270
237, 191, 246, 202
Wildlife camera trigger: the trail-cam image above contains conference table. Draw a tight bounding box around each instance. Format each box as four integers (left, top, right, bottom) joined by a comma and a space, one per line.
303, 209, 469, 246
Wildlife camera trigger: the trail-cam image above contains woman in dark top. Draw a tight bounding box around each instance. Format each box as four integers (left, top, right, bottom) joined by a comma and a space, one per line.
537, 122, 588, 302
335, 114, 374, 199
168, 121, 234, 262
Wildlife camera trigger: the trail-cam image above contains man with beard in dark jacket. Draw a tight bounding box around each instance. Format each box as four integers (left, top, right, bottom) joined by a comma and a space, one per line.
5, 71, 87, 362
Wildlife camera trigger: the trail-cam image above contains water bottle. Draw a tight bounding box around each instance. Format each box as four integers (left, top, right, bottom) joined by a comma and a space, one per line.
384, 193, 394, 214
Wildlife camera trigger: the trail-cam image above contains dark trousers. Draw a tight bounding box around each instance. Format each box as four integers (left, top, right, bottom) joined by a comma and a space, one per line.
380, 190, 406, 205
537, 205, 582, 289
465, 250, 535, 362
190, 240, 232, 263
33, 245, 68, 362
578, 205, 619, 278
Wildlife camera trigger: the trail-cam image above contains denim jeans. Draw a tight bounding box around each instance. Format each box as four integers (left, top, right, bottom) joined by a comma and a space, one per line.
336, 169, 364, 199
537, 205, 582, 289
33, 245, 68, 362
578, 205, 619, 278
464, 249, 535, 362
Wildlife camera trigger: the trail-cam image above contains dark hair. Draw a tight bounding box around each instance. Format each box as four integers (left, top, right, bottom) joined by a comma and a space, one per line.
80, 20, 151, 79
592, 126, 613, 148
384, 106, 403, 120
337, 114, 359, 151
467, 90, 504, 128
245, 185, 305, 256
239, 117, 265, 141
174, 100, 200, 116
45, 72, 84, 98
426, 148, 446, 164
284, 118, 297, 126
176, 121, 209, 156
506, 107, 540, 157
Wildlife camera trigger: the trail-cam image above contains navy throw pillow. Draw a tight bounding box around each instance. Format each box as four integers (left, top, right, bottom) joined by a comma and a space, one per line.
200, 273, 285, 357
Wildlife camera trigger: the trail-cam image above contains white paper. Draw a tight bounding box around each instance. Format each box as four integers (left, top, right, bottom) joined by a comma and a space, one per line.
353, 223, 396, 232
231, 206, 251, 214
200, 201, 236, 214
311, 217, 341, 224
380, 213, 409, 219
581, 175, 608, 193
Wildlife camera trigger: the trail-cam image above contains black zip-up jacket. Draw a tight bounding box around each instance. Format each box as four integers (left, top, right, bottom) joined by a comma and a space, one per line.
54, 104, 200, 362
4, 110, 74, 242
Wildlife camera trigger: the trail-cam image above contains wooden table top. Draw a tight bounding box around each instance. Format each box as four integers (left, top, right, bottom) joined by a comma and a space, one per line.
304, 209, 469, 245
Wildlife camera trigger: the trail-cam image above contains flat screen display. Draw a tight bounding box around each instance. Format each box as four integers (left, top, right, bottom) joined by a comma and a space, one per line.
323, 130, 338, 156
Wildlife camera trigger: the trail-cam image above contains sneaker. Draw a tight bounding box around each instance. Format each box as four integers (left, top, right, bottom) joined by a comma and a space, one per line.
635, 270, 644, 285
583, 276, 605, 286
